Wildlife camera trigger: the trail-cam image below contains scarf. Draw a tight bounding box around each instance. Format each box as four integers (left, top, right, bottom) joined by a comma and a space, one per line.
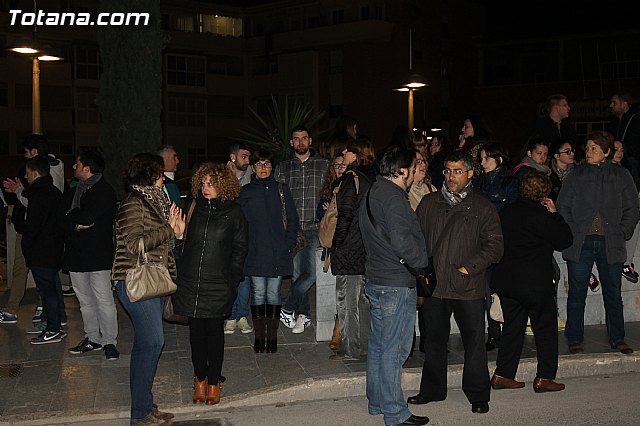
520, 155, 550, 174
551, 160, 574, 182
131, 184, 170, 220
71, 173, 102, 210
441, 180, 472, 207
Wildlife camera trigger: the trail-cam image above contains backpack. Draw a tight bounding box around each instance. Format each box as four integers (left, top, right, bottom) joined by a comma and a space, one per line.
318, 171, 359, 250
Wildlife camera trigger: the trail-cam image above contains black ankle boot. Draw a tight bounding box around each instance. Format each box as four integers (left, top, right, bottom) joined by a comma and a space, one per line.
251, 305, 266, 353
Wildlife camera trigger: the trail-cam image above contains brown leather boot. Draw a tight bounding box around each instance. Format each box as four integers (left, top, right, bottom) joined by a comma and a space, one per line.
206, 380, 222, 405
533, 377, 565, 393
193, 376, 207, 403
329, 318, 341, 350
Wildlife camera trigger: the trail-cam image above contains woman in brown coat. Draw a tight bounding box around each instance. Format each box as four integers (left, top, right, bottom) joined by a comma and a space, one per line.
112, 153, 185, 425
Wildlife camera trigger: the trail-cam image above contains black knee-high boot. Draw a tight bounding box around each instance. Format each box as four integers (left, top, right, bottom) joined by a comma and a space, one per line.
266, 304, 281, 353
251, 305, 266, 353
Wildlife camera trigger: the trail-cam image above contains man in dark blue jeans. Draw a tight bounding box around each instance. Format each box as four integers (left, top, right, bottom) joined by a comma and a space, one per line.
359, 146, 429, 426
20, 155, 66, 344
274, 125, 329, 334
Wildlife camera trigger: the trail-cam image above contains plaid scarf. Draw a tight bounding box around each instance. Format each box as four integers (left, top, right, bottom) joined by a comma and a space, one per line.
441, 180, 472, 206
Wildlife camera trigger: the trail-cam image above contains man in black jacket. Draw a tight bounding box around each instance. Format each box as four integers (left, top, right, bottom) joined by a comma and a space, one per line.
62, 149, 119, 359
359, 146, 429, 426
22, 156, 66, 344
531, 94, 577, 144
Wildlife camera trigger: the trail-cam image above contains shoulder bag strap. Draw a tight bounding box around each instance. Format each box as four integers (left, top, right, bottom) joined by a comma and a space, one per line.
278, 182, 287, 229
183, 200, 196, 240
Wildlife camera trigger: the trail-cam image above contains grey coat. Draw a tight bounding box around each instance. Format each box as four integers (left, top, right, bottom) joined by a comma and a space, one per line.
557, 162, 639, 264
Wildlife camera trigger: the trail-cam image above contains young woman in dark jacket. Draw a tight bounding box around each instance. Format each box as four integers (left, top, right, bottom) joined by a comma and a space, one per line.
237, 150, 298, 354
330, 138, 377, 360
173, 162, 248, 405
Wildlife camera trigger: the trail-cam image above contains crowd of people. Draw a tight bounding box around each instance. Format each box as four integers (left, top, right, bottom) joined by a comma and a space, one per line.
1, 90, 639, 426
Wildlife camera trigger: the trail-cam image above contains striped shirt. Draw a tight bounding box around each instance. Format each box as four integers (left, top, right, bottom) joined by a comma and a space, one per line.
274, 151, 329, 231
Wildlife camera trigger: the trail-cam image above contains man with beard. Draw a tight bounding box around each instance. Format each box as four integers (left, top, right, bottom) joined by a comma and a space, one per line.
359, 145, 429, 426
531, 94, 577, 145
275, 125, 330, 334
410, 150, 503, 414
224, 142, 255, 335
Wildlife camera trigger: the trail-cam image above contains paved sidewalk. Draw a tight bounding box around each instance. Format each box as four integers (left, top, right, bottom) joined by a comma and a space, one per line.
1, 287, 640, 425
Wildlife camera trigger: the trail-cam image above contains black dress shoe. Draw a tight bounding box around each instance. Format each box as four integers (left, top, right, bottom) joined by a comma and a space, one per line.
396, 414, 430, 425
407, 394, 432, 405
471, 402, 489, 414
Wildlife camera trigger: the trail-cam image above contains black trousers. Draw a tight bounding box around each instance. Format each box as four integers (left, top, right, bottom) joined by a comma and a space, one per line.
189, 317, 225, 383
494, 289, 558, 380
420, 297, 490, 404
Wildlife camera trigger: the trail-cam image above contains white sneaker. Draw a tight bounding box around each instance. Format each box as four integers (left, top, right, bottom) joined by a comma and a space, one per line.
280, 310, 295, 328
292, 314, 309, 334
237, 317, 253, 334
224, 320, 236, 334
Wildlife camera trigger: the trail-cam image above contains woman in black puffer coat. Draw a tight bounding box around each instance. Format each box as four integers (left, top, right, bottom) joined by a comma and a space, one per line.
330, 137, 377, 360
173, 162, 248, 406
237, 150, 298, 354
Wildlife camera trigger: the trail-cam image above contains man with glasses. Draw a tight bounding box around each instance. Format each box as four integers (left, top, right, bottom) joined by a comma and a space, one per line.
224, 142, 255, 335
410, 150, 503, 414
275, 125, 329, 334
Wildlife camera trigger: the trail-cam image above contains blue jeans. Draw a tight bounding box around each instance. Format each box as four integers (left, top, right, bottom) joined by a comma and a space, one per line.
365, 283, 415, 426
283, 229, 318, 317
31, 266, 64, 332
229, 276, 251, 320
565, 236, 625, 347
250, 276, 282, 305
115, 280, 165, 422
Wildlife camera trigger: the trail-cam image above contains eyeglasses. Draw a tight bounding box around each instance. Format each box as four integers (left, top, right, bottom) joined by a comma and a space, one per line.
416, 159, 426, 164
254, 161, 272, 169
333, 164, 347, 169
558, 149, 575, 155
443, 168, 470, 175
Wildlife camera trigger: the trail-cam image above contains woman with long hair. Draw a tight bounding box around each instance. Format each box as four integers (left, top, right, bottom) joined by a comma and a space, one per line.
237, 150, 298, 354
112, 153, 185, 425
329, 137, 377, 360
172, 162, 248, 405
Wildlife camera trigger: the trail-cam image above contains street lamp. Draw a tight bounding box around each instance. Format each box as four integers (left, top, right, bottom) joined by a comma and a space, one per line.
394, 30, 429, 129
7, 2, 63, 135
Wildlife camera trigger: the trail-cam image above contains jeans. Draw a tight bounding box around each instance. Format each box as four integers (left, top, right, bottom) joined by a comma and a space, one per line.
365, 283, 415, 426
283, 229, 318, 317
566, 236, 625, 347
31, 266, 64, 332
115, 280, 165, 422
228, 276, 250, 320
336, 274, 369, 358
250, 276, 282, 305
70, 271, 118, 346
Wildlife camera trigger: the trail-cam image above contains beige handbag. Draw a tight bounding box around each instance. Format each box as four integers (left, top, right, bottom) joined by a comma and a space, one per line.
126, 238, 177, 302
489, 293, 504, 323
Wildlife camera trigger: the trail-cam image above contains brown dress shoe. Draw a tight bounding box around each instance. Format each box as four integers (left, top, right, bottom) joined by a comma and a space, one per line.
206, 381, 222, 405
568, 343, 584, 354
491, 374, 525, 389
193, 376, 207, 403
612, 341, 634, 355
533, 377, 565, 393
152, 404, 175, 420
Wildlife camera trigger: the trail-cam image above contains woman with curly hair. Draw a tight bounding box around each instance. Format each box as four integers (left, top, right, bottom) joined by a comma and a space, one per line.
112, 153, 185, 425
172, 162, 248, 405
490, 171, 572, 393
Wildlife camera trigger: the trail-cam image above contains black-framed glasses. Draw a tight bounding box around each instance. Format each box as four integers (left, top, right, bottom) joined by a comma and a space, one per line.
333, 164, 347, 169
254, 161, 272, 169
443, 168, 470, 175
416, 159, 426, 164
559, 149, 575, 155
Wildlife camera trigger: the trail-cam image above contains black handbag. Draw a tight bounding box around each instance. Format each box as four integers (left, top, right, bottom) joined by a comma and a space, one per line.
365, 190, 437, 297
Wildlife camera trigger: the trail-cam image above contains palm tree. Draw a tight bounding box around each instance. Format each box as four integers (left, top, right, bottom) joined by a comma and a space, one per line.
235, 96, 326, 162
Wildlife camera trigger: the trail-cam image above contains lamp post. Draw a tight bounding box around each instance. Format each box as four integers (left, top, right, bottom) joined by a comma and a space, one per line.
8, 1, 63, 135
394, 30, 429, 130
